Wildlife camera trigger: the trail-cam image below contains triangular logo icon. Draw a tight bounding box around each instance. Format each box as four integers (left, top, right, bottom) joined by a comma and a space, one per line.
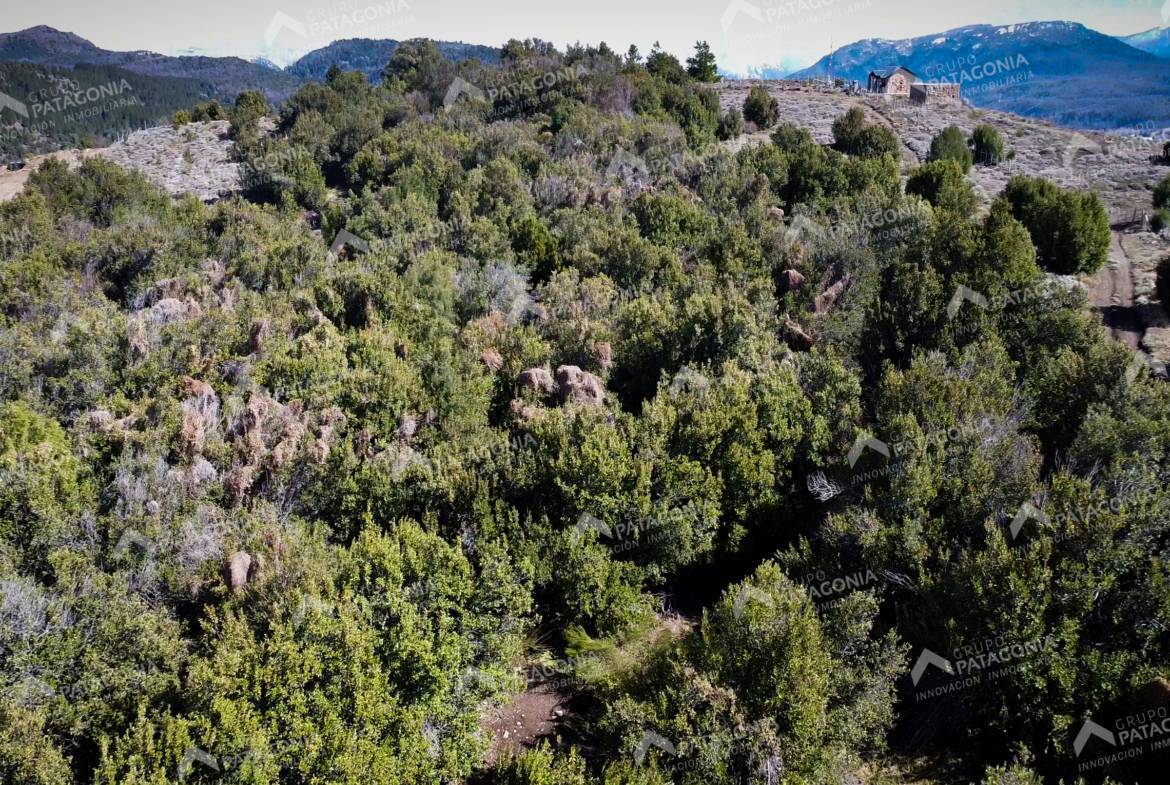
910, 648, 954, 685
573, 512, 613, 542
1073, 718, 1116, 757
113, 529, 154, 559
177, 746, 219, 781
1062, 132, 1104, 169
634, 729, 677, 764
732, 585, 774, 619
606, 148, 650, 182
946, 285, 989, 320
847, 433, 890, 468
328, 229, 369, 258
0, 90, 29, 118
1009, 501, 1049, 541
263, 11, 307, 45
720, 0, 764, 31
443, 77, 486, 108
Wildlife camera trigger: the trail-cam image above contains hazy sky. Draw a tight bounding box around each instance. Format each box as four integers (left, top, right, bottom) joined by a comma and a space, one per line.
2, 0, 1167, 73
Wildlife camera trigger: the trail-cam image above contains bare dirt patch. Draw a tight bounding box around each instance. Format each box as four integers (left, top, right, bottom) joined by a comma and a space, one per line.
481, 683, 570, 767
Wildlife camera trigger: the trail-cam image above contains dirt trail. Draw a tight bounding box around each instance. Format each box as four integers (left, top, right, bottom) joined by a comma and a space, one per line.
1090, 230, 1143, 349
481, 683, 569, 766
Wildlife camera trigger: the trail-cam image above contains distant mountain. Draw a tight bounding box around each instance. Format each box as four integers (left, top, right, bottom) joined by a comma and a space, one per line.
0, 60, 206, 156
286, 38, 500, 83
1120, 27, 1170, 58
0, 26, 302, 102
790, 21, 1170, 130
0, 27, 501, 102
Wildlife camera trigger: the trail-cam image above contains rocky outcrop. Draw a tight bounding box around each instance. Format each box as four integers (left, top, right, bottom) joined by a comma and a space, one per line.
779, 269, 806, 291
783, 315, 814, 351
227, 550, 252, 591
556, 365, 605, 406
518, 367, 558, 395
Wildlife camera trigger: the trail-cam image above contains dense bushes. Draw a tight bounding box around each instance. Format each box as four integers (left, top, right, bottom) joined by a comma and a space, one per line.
970, 123, 1005, 166
831, 106, 900, 159
1158, 255, 1170, 315
1, 38, 1167, 785
742, 85, 779, 129
1001, 174, 1111, 273
928, 125, 973, 171
906, 159, 976, 214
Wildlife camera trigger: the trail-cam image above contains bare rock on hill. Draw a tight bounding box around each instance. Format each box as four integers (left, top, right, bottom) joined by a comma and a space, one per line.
556, 365, 605, 406
814, 276, 850, 315
779, 269, 806, 291
518, 367, 557, 395
226, 551, 252, 591
784, 315, 815, 351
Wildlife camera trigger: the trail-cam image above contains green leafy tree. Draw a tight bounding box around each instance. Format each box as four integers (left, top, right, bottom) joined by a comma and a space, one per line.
970, 123, 1005, 165
685, 41, 719, 82
742, 85, 779, 129
1000, 175, 1110, 274
928, 125, 973, 171
906, 159, 976, 215
1154, 174, 1170, 211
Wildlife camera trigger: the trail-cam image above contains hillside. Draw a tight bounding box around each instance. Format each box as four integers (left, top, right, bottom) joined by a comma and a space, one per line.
286, 37, 499, 82
0, 25, 303, 102
0, 60, 207, 156
791, 21, 1170, 130
2, 34, 1170, 785
1121, 26, 1170, 58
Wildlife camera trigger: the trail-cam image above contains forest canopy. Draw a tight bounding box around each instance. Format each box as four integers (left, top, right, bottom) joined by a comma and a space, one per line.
0, 36, 1166, 785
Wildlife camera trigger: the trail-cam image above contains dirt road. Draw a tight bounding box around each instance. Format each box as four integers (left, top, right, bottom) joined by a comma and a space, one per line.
1089, 230, 1143, 350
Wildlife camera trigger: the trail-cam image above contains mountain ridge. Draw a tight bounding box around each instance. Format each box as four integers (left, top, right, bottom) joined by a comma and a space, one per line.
0, 26, 501, 102
790, 21, 1170, 130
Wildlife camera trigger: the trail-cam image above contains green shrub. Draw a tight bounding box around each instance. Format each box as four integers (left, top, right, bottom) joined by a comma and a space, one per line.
716, 107, 744, 140
928, 125, 973, 172
971, 123, 1005, 166
685, 40, 719, 82
1154, 174, 1170, 210
171, 109, 191, 129
831, 106, 899, 159
743, 85, 779, 129
906, 159, 975, 214
1000, 174, 1110, 274
1153, 208, 1170, 233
